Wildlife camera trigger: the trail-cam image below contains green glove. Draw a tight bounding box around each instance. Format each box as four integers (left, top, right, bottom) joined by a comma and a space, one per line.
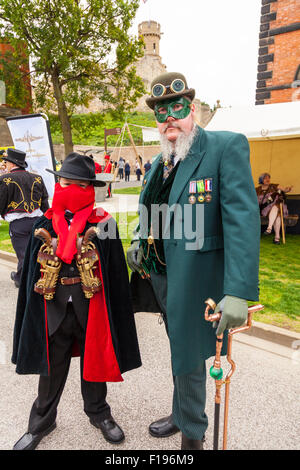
127, 240, 144, 273
214, 295, 248, 336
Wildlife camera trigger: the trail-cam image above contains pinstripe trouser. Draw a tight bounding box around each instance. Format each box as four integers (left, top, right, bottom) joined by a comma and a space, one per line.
151, 271, 208, 440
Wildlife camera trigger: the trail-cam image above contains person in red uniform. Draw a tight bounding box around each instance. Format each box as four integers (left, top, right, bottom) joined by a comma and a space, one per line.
104, 154, 112, 198
94, 162, 102, 173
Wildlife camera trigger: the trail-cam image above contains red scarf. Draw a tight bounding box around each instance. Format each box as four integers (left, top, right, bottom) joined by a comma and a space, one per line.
44, 183, 95, 264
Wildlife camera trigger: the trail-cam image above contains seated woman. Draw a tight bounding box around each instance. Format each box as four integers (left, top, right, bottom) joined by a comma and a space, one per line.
256, 173, 292, 244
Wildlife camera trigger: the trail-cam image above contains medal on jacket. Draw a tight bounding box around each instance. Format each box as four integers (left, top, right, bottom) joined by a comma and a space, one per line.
205, 178, 212, 192
197, 179, 205, 193
205, 178, 212, 202
195, 180, 204, 203
189, 180, 197, 204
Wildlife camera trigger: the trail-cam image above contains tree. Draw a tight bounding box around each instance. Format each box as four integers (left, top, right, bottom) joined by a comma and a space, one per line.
0, 0, 145, 156
0, 41, 32, 111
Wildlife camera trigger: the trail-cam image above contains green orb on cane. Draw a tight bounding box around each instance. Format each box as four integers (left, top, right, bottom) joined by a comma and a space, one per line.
210, 365, 223, 380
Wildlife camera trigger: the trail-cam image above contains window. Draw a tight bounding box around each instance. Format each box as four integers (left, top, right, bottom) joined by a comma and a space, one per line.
294, 65, 300, 81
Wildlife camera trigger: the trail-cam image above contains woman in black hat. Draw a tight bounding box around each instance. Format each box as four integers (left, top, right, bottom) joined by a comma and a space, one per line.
0, 148, 49, 287
12, 152, 141, 450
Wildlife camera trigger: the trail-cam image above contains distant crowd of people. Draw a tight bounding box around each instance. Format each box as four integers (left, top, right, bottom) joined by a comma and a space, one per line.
115, 157, 152, 182
85, 153, 152, 183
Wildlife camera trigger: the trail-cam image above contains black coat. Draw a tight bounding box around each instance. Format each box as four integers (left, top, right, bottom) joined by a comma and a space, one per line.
11, 215, 142, 378
0, 168, 49, 218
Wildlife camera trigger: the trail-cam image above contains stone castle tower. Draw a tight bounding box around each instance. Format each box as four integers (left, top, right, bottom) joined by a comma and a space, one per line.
134, 21, 167, 111
135, 21, 213, 127
256, 0, 300, 105
75, 20, 214, 127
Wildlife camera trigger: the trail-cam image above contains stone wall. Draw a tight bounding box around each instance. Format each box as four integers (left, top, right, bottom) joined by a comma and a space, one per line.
53, 143, 161, 173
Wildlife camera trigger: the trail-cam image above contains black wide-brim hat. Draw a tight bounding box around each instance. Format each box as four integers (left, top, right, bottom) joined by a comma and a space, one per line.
2, 148, 27, 168
146, 72, 195, 110
46, 152, 106, 187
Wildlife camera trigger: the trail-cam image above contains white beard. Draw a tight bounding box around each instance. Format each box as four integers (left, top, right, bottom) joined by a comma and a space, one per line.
159, 123, 198, 163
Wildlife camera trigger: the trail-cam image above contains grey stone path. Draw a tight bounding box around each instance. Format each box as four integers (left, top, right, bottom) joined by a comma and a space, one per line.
0, 259, 299, 451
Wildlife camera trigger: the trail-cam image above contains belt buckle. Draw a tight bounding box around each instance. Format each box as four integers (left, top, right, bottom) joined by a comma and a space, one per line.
60, 277, 68, 285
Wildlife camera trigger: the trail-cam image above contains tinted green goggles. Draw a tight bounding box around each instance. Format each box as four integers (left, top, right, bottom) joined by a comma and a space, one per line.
152, 78, 186, 98
154, 97, 192, 123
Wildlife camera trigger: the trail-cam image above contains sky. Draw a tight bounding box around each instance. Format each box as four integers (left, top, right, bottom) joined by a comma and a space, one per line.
130, 0, 262, 109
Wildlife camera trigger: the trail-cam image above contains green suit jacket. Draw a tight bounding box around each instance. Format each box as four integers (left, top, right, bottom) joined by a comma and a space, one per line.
138, 125, 260, 376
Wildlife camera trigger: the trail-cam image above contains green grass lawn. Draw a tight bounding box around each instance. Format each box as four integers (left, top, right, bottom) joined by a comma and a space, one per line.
112, 187, 142, 195
1, 217, 299, 332
253, 234, 300, 331
0, 221, 14, 253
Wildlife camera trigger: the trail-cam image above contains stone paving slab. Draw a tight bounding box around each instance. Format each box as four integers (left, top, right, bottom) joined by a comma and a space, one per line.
0, 260, 299, 451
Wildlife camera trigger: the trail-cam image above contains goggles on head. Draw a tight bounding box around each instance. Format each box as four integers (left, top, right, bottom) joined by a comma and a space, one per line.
154, 97, 192, 123
151, 78, 186, 98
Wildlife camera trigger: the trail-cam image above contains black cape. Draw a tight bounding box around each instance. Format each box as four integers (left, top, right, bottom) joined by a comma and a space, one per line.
11, 215, 142, 378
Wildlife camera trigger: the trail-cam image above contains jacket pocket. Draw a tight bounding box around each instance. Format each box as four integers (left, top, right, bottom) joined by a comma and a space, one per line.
196, 235, 224, 252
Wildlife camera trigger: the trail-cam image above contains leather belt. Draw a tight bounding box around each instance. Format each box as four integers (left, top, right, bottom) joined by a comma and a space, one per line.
59, 277, 81, 285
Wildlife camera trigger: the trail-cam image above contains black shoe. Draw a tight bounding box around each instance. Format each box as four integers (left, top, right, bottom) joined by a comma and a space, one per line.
90, 417, 125, 444
13, 422, 56, 450
181, 433, 205, 450
149, 415, 179, 438
273, 238, 280, 245
10, 271, 20, 288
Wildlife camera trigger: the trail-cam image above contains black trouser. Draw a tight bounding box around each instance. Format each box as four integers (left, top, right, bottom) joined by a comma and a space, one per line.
125, 172, 130, 182
28, 303, 111, 434
9, 217, 40, 283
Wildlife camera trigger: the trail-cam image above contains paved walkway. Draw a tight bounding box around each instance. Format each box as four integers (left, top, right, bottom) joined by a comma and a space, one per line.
0, 258, 299, 451
96, 193, 140, 214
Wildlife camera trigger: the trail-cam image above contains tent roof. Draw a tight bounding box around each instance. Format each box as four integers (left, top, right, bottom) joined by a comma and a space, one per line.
205, 101, 300, 139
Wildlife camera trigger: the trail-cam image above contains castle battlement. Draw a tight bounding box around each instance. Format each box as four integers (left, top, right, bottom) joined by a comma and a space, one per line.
138, 21, 163, 56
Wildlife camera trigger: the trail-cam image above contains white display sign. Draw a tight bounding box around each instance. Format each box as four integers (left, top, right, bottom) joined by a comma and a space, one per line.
6, 113, 56, 198
142, 126, 160, 143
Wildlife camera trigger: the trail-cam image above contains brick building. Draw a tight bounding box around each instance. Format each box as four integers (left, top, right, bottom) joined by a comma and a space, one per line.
256, 0, 300, 105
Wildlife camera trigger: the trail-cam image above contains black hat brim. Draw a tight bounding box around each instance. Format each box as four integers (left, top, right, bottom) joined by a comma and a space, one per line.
2, 155, 28, 168
46, 168, 106, 187
146, 88, 195, 110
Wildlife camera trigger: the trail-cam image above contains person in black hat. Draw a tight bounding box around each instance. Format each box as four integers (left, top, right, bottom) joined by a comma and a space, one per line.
0, 148, 49, 287
127, 72, 260, 450
11, 152, 141, 450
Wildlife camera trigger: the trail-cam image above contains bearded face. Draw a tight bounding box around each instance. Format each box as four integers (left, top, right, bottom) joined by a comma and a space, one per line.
156, 98, 197, 161
159, 122, 198, 162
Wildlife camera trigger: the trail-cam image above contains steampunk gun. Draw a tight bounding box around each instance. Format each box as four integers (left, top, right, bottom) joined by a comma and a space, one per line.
34, 228, 62, 300
76, 226, 102, 299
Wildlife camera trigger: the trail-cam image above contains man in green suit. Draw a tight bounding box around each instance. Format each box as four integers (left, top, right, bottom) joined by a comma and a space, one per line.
127, 72, 260, 450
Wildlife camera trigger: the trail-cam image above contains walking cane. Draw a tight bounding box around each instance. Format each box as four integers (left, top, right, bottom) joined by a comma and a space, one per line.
279, 202, 286, 245
204, 299, 264, 450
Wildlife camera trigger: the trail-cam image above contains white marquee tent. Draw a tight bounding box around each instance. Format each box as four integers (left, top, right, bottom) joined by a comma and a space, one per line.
205, 101, 300, 139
